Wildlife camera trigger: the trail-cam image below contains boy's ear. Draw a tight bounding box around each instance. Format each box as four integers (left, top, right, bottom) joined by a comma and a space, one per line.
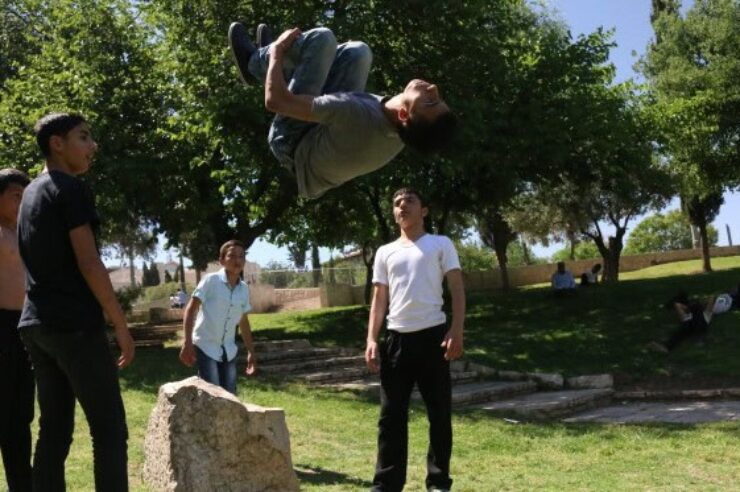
48, 134, 65, 155
421, 206, 429, 218
398, 105, 410, 124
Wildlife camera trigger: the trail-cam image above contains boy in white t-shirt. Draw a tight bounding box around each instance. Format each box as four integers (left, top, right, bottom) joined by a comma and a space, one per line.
365, 188, 465, 492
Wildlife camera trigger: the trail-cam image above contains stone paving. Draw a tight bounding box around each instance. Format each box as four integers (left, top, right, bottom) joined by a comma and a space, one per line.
563, 400, 740, 424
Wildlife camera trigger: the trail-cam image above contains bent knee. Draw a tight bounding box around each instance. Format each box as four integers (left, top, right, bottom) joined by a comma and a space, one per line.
305, 27, 337, 51
345, 41, 373, 63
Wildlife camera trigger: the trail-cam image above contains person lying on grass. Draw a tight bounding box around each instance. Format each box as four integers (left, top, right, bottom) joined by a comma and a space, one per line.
648, 285, 739, 353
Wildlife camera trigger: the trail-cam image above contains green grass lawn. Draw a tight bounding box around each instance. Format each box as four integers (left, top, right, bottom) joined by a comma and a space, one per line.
4, 256, 740, 490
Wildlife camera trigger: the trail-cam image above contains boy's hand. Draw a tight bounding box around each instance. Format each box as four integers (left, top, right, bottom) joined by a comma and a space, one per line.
114, 326, 135, 369
272, 28, 301, 58
441, 329, 463, 361
365, 340, 380, 373
179, 341, 196, 367
245, 352, 257, 376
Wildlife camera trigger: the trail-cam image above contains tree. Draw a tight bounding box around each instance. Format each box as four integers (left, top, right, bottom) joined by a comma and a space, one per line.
0, 0, 170, 258
625, 208, 718, 254
552, 242, 601, 262
642, 0, 740, 271
164, 269, 173, 283
455, 241, 497, 273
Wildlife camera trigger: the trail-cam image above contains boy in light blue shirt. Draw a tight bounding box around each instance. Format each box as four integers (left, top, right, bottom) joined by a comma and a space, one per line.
179, 240, 257, 393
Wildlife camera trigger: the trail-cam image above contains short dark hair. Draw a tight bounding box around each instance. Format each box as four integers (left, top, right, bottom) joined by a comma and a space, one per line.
398, 111, 457, 154
34, 113, 87, 157
392, 187, 426, 208
219, 239, 246, 260
0, 168, 30, 193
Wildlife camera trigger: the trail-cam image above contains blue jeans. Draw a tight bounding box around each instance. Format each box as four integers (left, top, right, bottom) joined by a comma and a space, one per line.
195, 346, 237, 394
248, 27, 373, 167
20, 326, 128, 492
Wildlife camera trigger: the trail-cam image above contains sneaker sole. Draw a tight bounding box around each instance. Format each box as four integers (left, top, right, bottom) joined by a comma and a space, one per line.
256, 23, 272, 49
228, 22, 253, 85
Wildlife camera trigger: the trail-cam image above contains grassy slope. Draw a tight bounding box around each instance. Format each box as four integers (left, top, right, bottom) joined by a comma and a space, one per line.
249, 256, 740, 385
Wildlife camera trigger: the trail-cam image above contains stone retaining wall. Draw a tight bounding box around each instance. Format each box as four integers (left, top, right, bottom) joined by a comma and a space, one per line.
275, 288, 320, 304
465, 246, 740, 291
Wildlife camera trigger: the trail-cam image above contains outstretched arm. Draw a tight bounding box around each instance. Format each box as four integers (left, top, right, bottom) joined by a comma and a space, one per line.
265, 28, 319, 122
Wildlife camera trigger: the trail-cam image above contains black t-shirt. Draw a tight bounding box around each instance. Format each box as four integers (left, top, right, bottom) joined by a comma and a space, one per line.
17, 170, 104, 332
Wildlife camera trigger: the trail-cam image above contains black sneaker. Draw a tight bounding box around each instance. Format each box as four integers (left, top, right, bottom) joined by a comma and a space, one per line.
228, 22, 256, 85
256, 23, 273, 49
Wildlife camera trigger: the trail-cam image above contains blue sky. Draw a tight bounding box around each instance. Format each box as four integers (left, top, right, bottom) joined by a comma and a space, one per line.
133, 1, 738, 267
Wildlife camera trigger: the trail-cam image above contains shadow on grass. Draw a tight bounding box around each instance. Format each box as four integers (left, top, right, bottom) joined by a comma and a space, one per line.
294, 464, 372, 488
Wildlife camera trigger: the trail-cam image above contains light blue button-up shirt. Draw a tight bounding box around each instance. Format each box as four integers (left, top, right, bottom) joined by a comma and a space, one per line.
192, 268, 251, 362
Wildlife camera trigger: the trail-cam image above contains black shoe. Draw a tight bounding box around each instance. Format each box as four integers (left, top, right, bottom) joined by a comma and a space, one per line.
228, 22, 256, 85
256, 23, 273, 49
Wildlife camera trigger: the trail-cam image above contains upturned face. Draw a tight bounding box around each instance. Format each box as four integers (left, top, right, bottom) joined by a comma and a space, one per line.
52, 123, 98, 175
220, 245, 246, 275
0, 183, 25, 225
393, 192, 427, 230
402, 79, 450, 123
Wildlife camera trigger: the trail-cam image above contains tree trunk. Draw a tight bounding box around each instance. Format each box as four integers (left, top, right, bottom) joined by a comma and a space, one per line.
698, 220, 713, 272
591, 235, 623, 283
128, 245, 136, 287
362, 244, 376, 305
179, 252, 186, 292
521, 240, 531, 265
311, 243, 322, 287
494, 241, 511, 291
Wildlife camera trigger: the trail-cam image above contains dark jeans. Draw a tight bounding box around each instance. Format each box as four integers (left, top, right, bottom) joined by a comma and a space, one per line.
665, 304, 709, 352
373, 324, 453, 492
195, 346, 237, 394
0, 310, 33, 492
20, 325, 128, 492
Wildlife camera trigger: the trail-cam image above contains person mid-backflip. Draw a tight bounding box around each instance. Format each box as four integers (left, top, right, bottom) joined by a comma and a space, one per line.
228, 22, 457, 199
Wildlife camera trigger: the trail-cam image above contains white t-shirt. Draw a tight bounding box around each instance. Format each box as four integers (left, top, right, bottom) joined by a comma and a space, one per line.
701, 294, 734, 324
373, 234, 461, 332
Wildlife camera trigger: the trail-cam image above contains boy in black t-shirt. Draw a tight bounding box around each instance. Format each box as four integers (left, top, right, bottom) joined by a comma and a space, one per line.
17, 113, 134, 491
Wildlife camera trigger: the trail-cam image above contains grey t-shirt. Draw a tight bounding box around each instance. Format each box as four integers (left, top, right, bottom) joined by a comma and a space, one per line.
294, 93, 404, 198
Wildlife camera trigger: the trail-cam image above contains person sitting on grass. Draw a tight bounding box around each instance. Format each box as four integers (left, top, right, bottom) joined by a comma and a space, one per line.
551, 261, 577, 295
228, 22, 457, 199
648, 285, 739, 353
580, 263, 602, 287
179, 240, 257, 394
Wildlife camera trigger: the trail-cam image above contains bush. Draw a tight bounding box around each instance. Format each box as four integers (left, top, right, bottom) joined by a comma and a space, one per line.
115, 285, 143, 314
140, 282, 194, 303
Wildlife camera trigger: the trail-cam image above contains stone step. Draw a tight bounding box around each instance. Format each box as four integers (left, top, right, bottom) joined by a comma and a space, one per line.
259, 355, 366, 375
251, 339, 313, 352
322, 372, 512, 401
246, 346, 354, 363
109, 338, 164, 349
299, 366, 371, 384
471, 388, 614, 420
427, 380, 538, 406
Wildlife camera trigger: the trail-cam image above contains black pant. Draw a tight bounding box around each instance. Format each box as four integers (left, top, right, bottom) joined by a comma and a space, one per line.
665, 303, 709, 351
373, 324, 452, 492
0, 310, 33, 492
20, 325, 128, 492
